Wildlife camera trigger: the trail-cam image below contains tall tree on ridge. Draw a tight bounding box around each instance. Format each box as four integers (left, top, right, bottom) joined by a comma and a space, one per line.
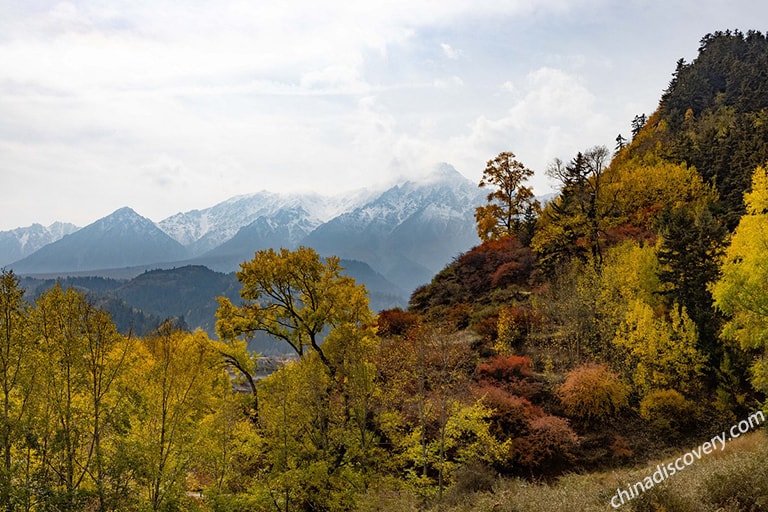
474, 152, 540, 244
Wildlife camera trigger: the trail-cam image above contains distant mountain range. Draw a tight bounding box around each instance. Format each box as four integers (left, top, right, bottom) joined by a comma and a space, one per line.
11, 207, 188, 274
158, 188, 378, 255
0, 222, 78, 267
4, 163, 486, 306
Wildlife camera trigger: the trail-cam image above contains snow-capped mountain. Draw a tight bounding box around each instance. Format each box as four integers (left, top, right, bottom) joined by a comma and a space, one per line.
6, 163, 487, 294
194, 205, 321, 270
0, 222, 79, 267
303, 163, 484, 290
10, 207, 188, 274
158, 189, 377, 256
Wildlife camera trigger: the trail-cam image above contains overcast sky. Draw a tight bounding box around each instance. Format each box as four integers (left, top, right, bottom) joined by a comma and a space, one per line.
1, 1, 766, 230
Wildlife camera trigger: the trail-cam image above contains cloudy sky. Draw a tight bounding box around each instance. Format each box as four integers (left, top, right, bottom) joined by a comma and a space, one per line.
1, 1, 766, 230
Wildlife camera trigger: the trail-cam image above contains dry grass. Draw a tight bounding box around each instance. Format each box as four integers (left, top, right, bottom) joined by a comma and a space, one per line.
357, 430, 768, 512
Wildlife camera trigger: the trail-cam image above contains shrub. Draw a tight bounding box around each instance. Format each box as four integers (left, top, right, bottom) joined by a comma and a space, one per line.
557, 363, 630, 422
490, 261, 522, 288
609, 435, 633, 460
455, 237, 534, 297
639, 389, 694, 437
515, 415, 579, 472
471, 311, 500, 343
444, 461, 498, 504
408, 236, 534, 318
477, 354, 542, 398
448, 303, 473, 330
475, 384, 540, 437
376, 308, 419, 337
495, 306, 533, 352
477, 355, 533, 381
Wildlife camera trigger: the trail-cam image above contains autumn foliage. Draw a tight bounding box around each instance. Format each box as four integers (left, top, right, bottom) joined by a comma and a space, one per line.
557, 363, 630, 421
476, 354, 542, 399
471, 354, 579, 475
376, 307, 420, 337
410, 236, 534, 314
514, 415, 580, 471
6, 29, 768, 512
639, 388, 695, 437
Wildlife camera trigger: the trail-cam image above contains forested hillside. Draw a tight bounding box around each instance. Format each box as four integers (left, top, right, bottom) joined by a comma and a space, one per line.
641, 29, 768, 227
1, 30, 768, 512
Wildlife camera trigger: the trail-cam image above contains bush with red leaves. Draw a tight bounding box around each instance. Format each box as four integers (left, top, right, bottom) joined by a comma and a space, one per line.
475, 384, 540, 436
408, 236, 534, 315
376, 308, 420, 337
454, 237, 534, 298
514, 415, 579, 472
477, 354, 533, 381
476, 354, 542, 398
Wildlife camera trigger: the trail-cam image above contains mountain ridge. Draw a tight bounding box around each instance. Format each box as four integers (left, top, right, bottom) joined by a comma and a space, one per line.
10, 207, 189, 274
5, 163, 485, 294
0, 221, 79, 267
158, 188, 380, 256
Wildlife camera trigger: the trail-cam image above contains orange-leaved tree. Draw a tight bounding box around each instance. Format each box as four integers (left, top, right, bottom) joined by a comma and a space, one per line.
474, 152, 540, 244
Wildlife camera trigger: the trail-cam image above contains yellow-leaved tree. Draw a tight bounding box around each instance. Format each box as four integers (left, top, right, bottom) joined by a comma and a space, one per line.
216, 247, 382, 510
216, 246, 372, 373
32, 284, 140, 511
711, 165, 768, 400
612, 300, 706, 397
0, 270, 36, 510
131, 323, 228, 511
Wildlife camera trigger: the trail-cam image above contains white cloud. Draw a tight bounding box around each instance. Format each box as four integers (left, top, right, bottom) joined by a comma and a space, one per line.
501, 81, 517, 93
140, 155, 189, 189
300, 65, 371, 94
435, 66, 611, 193
440, 42, 460, 59
509, 67, 598, 124
433, 76, 464, 88
3, 0, 768, 228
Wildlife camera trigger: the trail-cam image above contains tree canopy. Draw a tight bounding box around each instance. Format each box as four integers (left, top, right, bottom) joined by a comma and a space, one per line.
216, 246, 373, 371
474, 152, 540, 244
711, 166, 768, 395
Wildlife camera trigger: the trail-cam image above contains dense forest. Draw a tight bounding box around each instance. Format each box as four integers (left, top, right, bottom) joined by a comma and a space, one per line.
2, 30, 768, 511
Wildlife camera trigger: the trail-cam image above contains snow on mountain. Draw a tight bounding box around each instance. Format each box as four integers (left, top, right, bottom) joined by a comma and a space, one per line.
158, 189, 377, 256
5, 163, 490, 295
302, 163, 485, 290
193, 205, 321, 270
10, 207, 188, 274
0, 222, 79, 267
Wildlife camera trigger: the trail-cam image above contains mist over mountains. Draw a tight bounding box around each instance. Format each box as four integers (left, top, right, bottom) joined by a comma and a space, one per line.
4, 164, 486, 311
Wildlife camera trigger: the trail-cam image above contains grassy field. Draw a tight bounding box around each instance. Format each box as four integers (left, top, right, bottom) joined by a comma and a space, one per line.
356, 431, 768, 512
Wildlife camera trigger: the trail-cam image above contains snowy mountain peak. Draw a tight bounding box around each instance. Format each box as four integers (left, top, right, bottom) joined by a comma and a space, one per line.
105, 206, 145, 221
3, 162, 487, 294
46, 221, 80, 239
10, 207, 187, 274
423, 162, 471, 183
157, 188, 377, 255
0, 222, 79, 267
88, 207, 161, 236
394, 163, 473, 189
